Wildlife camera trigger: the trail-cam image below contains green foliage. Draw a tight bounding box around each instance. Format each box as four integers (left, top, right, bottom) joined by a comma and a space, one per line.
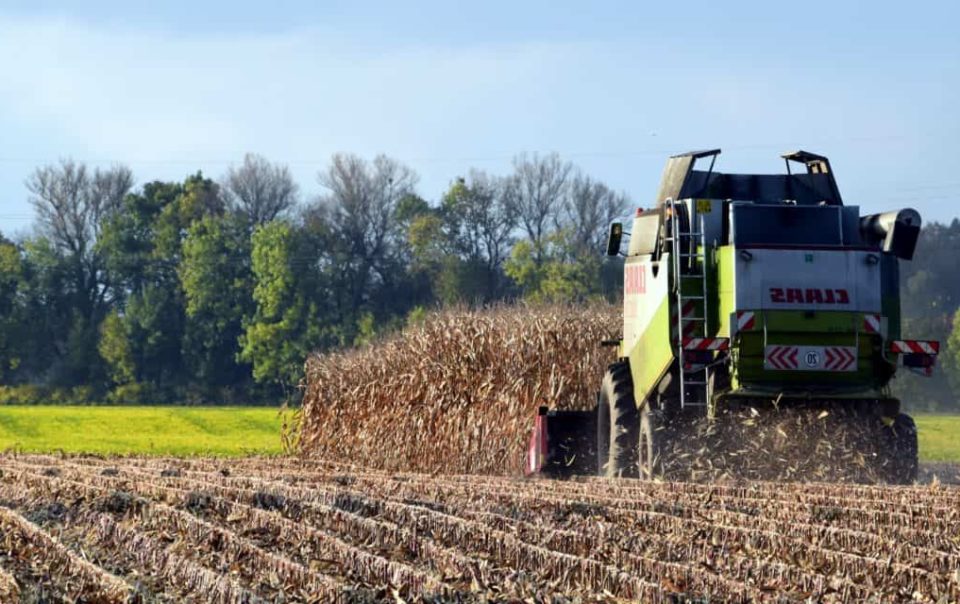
0, 385, 96, 405
240, 221, 331, 386
0, 240, 20, 299
505, 230, 609, 302
180, 214, 253, 391
0, 385, 47, 405
895, 219, 960, 411
504, 239, 541, 293
354, 312, 378, 346
98, 312, 135, 385
106, 382, 159, 405
406, 306, 428, 327
94, 173, 231, 399
0, 241, 23, 381
408, 214, 447, 269
98, 180, 183, 294
946, 307, 960, 394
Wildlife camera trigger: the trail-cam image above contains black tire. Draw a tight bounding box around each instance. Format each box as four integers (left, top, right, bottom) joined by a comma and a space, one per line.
881, 413, 919, 484
597, 361, 639, 478
637, 404, 665, 480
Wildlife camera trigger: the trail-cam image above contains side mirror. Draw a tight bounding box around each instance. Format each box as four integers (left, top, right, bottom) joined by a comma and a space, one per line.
605, 222, 623, 257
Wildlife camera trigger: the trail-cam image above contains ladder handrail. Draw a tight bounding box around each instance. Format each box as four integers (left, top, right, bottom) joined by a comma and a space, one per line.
667, 198, 711, 410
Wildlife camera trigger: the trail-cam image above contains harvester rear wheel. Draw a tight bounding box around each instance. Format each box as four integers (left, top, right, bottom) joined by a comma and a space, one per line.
637, 403, 664, 480
597, 361, 639, 478
880, 413, 919, 484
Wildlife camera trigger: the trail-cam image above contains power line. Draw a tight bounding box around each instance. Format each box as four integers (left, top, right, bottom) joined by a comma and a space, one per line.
0, 135, 915, 167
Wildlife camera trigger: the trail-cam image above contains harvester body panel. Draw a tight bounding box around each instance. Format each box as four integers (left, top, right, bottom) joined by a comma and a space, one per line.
622, 243, 674, 406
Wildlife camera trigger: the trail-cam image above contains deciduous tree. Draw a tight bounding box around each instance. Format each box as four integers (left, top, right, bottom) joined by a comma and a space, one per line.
180, 214, 255, 393
222, 153, 299, 228
504, 153, 572, 265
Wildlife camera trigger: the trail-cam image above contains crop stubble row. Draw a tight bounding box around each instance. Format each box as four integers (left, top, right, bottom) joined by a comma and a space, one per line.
0, 455, 958, 603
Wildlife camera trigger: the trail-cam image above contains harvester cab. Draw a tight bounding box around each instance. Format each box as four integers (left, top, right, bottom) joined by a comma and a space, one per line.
527, 149, 937, 483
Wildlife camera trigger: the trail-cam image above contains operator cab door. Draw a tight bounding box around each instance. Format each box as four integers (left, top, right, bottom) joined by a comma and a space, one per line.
623, 209, 666, 353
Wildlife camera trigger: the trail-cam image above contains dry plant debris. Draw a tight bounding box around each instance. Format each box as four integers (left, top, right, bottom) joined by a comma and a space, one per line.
1, 454, 959, 602
298, 304, 919, 484
656, 407, 916, 484
299, 304, 620, 474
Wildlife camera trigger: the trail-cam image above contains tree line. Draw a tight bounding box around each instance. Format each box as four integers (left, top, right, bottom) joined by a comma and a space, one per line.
0, 153, 627, 405
896, 219, 960, 412
1, 153, 958, 410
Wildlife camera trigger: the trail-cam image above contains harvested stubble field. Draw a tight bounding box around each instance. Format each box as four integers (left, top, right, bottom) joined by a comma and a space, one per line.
1, 454, 959, 603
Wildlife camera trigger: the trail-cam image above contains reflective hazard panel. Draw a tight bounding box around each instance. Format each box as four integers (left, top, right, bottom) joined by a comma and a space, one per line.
764, 345, 857, 372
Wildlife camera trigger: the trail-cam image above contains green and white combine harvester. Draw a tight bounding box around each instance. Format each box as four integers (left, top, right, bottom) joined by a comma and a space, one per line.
526, 149, 938, 483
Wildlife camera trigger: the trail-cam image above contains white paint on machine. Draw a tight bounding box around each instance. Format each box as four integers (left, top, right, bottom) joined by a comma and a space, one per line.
622, 254, 670, 353
734, 249, 881, 312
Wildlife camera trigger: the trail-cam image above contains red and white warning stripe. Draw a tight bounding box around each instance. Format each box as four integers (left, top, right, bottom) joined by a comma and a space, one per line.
736, 310, 755, 331
765, 345, 799, 370
863, 313, 882, 334
671, 301, 701, 337
681, 337, 729, 351
890, 340, 940, 355
823, 346, 857, 371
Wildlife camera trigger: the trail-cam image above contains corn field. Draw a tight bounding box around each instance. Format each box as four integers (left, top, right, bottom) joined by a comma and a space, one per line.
299, 304, 621, 474
0, 454, 958, 602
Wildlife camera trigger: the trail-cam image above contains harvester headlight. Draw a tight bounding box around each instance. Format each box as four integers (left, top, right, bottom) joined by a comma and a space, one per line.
739, 250, 753, 262
865, 253, 880, 265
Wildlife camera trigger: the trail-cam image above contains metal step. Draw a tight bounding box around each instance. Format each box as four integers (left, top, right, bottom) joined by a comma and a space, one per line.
667, 198, 713, 413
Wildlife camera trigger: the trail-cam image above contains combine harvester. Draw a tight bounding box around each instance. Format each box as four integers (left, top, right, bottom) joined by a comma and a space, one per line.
528, 149, 937, 483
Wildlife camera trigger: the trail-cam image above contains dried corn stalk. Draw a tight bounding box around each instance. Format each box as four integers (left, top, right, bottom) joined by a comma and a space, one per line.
299, 303, 619, 474
0, 566, 18, 601
0, 505, 132, 603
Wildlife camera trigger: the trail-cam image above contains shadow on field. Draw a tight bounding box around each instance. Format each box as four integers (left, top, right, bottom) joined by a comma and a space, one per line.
919, 462, 960, 484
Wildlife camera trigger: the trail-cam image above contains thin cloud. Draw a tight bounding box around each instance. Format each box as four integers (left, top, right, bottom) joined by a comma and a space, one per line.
0, 11, 957, 229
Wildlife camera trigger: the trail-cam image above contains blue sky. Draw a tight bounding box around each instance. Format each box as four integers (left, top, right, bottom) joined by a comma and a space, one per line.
1, 0, 958, 236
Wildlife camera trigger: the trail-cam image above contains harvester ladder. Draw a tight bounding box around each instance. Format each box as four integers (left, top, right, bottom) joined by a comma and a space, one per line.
666, 199, 711, 410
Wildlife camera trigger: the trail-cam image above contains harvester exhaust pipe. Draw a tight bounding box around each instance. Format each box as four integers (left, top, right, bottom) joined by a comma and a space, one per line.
859, 208, 921, 260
